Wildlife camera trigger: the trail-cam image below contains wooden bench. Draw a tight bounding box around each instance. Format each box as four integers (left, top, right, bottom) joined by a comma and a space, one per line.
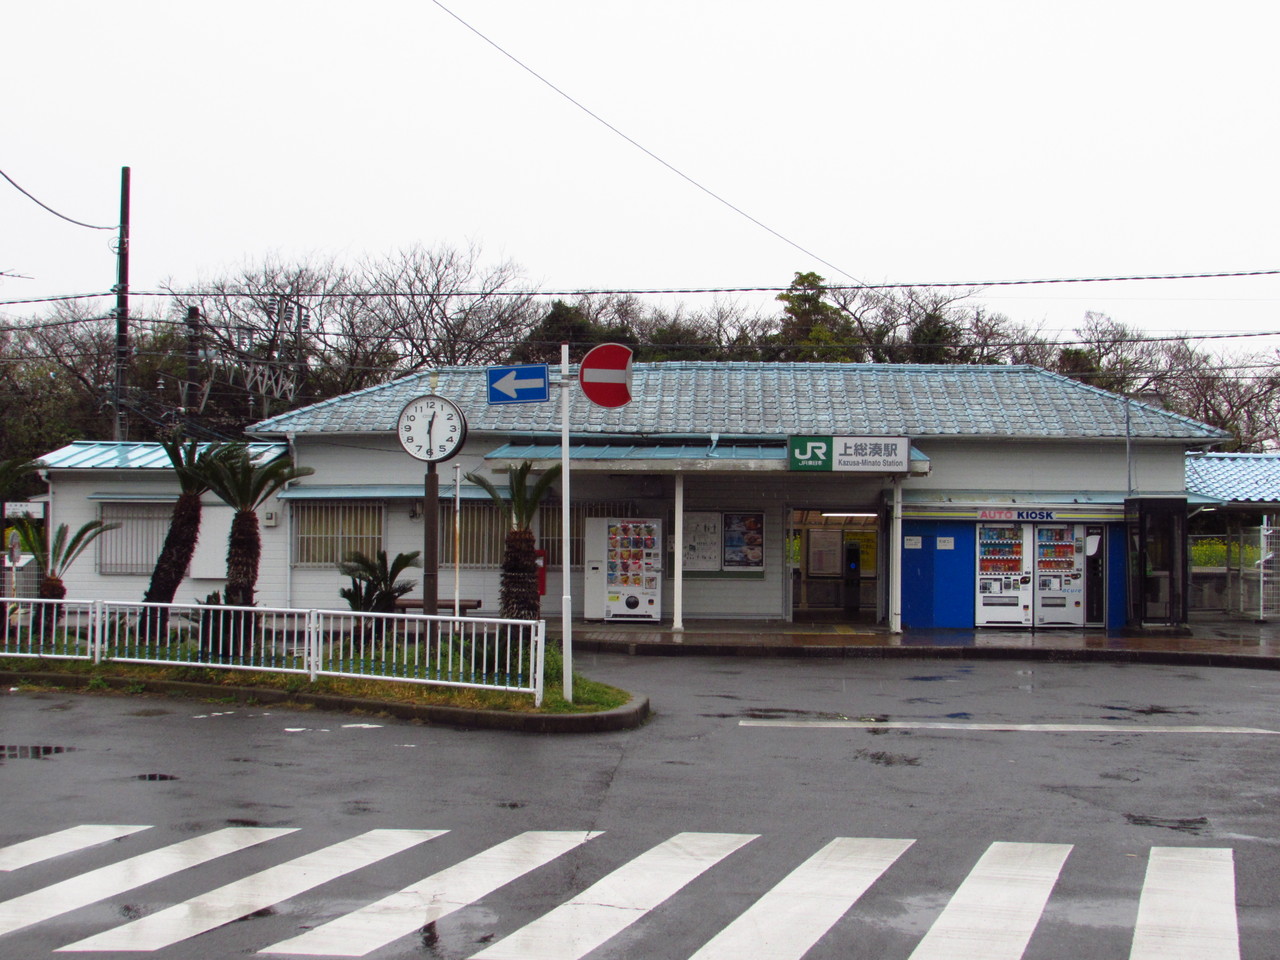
394, 598, 483, 615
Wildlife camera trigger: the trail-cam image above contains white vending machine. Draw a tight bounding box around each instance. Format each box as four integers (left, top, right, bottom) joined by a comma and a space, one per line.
586, 517, 663, 621
976, 524, 1034, 626
1033, 523, 1086, 626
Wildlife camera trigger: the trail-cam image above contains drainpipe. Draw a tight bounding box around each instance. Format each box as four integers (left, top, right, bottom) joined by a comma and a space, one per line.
890, 476, 903, 633
284, 433, 298, 608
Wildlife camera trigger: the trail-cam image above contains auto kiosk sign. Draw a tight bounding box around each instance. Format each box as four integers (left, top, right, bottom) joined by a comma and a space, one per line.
789, 435, 910, 472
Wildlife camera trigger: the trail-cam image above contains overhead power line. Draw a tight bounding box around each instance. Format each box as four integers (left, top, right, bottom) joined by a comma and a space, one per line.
0, 167, 116, 231
427, 0, 867, 287
2, 268, 1278, 309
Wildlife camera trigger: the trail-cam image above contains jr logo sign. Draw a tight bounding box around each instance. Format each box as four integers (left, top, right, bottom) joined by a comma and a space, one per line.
790, 439, 830, 468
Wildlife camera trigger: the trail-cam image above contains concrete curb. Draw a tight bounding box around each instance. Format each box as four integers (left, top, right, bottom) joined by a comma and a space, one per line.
573, 637, 1280, 671
0, 670, 651, 734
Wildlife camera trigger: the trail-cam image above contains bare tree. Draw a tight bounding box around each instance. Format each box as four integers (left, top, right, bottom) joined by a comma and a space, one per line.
355, 243, 538, 368
1156, 341, 1280, 451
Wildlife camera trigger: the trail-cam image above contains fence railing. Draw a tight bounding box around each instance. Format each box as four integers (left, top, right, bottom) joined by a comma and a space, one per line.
0, 597, 545, 705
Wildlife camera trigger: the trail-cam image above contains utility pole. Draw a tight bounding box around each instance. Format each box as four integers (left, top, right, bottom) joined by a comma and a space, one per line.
183, 306, 201, 421
112, 166, 131, 441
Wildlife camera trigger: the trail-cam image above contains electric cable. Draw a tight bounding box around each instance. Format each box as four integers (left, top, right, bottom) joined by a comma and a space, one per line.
0, 167, 117, 231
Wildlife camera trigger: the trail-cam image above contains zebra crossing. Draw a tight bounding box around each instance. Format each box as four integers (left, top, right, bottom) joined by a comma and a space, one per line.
0, 824, 1242, 958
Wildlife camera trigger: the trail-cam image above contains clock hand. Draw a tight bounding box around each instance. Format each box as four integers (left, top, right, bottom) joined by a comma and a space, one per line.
427, 411, 437, 448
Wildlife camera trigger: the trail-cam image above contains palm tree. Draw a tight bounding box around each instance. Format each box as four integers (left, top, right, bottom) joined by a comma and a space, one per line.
203, 449, 314, 607
142, 436, 234, 609
464, 461, 561, 620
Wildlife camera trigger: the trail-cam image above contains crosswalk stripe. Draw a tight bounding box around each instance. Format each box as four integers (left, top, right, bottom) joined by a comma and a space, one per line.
470, 832, 758, 960
907, 841, 1072, 960
260, 830, 602, 957
0, 825, 151, 871
0, 827, 294, 939
688, 837, 916, 960
1130, 847, 1239, 960
56, 828, 445, 953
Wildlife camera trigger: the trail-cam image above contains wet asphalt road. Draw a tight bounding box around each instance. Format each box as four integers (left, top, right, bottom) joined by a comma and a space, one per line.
2, 654, 1278, 959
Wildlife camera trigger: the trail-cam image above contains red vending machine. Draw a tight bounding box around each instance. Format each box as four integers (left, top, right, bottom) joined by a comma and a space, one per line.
975, 524, 1033, 626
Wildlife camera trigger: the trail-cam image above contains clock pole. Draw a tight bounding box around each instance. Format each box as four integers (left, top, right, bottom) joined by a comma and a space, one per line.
423, 461, 438, 613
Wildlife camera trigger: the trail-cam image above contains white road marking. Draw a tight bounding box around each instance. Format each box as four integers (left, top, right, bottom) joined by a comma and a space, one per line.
740, 719, 1280, 734
0, 825, 151, 872
0, 827, 293, 939
907, 841, 1072, 960
688, 837, 915, 960
57, 828, 444, 953
470, 832, 757, 960
262, 830, 602, 957
1130, 847, 1239, 960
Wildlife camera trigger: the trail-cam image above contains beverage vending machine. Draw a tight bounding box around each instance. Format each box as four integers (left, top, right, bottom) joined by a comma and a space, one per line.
976, 524, 1033, 626
1033, 524, 1085, 626
598, 518, 662, 621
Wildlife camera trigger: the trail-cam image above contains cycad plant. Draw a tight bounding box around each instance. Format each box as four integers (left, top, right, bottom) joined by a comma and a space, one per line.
0, 458, 38, 633
338, 549, 421, 612
464, 461, 561, 620
12, 517, 119, 638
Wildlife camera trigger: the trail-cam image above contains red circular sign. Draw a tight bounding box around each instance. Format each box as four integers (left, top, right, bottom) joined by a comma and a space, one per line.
578, 343, 634, 407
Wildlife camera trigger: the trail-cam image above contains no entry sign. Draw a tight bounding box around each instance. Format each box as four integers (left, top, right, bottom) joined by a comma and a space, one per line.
578, 343, 634, 407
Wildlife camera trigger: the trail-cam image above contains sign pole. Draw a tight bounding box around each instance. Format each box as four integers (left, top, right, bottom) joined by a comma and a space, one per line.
560, 342, 573, 702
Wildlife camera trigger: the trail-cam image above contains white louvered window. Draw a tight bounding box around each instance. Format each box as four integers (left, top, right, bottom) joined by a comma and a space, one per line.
438, 500, 507, 567
97, 502, 173, 575
432, 499, 637, 568
538, 500, 638, 568
293, 502, 384, 567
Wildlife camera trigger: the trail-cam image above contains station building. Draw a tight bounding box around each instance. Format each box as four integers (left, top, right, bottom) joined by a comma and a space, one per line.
34, 362, 1228, 630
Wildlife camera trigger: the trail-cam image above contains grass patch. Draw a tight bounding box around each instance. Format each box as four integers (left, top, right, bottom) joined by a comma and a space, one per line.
0, 641, 630, 716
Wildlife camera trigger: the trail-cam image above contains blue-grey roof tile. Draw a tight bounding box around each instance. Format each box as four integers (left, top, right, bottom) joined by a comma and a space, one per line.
1186, 453, 1280, 503
248, 362, 1230, 443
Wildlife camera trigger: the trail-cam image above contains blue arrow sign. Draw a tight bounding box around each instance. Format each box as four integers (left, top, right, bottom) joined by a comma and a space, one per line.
486, 364, 551, 404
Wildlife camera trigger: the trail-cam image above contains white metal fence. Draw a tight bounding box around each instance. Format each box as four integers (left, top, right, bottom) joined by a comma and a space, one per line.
1189, 526, 1280, 620
0, 597, 545, 705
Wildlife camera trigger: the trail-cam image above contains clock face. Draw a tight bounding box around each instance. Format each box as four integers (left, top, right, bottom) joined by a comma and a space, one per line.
396, 395, 468, 462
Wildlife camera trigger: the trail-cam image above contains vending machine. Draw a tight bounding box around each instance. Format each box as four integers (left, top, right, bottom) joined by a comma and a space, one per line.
600, 518, 663, 621
1033, 524, 1085, 626
976, 524, 1033, 626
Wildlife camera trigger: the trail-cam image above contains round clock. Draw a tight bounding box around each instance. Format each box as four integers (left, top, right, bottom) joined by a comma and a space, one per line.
396, 394, 468, 463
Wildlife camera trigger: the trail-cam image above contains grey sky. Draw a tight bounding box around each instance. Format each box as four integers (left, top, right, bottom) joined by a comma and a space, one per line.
4, 1, 1277, 348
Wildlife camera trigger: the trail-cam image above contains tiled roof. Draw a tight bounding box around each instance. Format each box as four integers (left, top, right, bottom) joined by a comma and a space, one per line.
1185, 453, 1280, 503
38, 441, 287, 470
248, 362, 1230, 442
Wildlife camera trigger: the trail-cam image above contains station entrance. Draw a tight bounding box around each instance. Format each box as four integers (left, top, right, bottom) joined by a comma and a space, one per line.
789, 508, 881, 623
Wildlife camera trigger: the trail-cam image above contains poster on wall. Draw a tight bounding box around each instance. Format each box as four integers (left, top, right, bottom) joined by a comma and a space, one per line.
723, 513, 765, 569
683, 512, 722, 571
807, 529, 843, 577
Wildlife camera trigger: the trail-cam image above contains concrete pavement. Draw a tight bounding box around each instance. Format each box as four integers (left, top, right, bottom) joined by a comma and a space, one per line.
555, 611, 1280, 668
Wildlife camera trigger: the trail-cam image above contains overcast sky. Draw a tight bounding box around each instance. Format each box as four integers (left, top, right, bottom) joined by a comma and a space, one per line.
4, 1, 1278, 351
